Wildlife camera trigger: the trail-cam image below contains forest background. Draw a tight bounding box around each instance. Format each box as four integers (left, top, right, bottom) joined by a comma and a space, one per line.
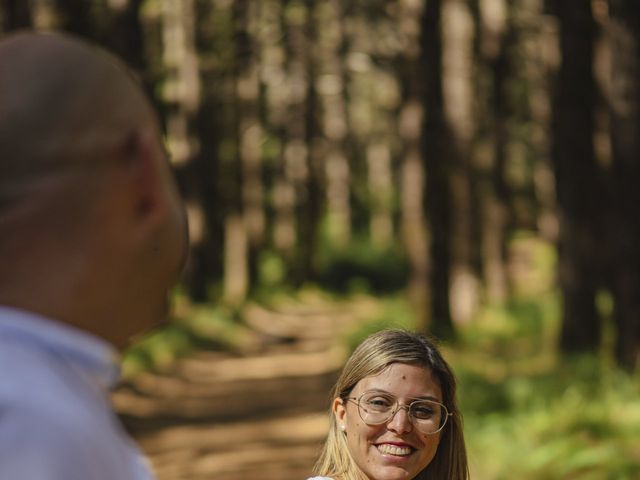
1, 0, 639, 478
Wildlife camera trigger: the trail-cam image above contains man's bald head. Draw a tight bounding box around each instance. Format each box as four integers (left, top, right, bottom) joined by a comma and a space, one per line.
0, 31, 156, 216
0, 32, 188, 347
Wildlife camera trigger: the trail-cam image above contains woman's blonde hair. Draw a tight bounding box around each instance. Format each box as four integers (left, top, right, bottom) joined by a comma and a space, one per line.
312, 329, 469, 480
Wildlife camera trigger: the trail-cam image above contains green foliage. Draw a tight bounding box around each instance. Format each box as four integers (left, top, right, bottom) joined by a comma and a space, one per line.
341, 290, 639, 480
122, 285, 640, 478
121, 299, 252, 378
122, 323, 193, 377
342, 295, 416, 353
462, 233, 560, 358
257, 250, 287, 288
463, 358, 640, 479
462, 292, 560, 359
316, 236, 410, 295
459, 315, 639, 478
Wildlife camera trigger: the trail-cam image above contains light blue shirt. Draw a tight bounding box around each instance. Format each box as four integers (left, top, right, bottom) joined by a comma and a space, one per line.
0, 306, 155, 479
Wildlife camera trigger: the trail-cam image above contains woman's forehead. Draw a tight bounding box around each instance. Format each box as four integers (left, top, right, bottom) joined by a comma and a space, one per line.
354, 362, 442, 398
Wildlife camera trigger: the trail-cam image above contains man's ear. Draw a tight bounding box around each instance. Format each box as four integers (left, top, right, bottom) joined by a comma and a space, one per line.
122, 126, 168, 228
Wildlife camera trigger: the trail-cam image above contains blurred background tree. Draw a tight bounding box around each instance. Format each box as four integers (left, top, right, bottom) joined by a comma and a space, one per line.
1, 0, 638, 368
2, 1, 639, 478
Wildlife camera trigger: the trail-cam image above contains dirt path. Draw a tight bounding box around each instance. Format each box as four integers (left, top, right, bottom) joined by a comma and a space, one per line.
113, 298, 374, 479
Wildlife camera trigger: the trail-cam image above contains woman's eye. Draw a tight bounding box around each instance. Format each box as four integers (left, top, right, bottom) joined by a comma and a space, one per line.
366, 396, 393, 408
413, 405, 436, 418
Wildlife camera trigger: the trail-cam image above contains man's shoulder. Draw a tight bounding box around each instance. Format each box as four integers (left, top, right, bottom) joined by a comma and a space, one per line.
0, 399, 101, 471
0, 340, 97, 419
0, 379, 154, 480
0, 394, 98, 437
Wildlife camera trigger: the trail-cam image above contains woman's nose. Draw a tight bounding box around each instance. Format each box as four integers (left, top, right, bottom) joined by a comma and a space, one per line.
387, 405, 413, 433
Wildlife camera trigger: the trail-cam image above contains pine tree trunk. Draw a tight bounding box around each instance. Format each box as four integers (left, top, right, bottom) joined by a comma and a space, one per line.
608, 0, 640, 369
398, 0, 430, 330
552, 0, 603, 353
160, 0, 211, 300
54, 0, 92, 37
236, 0, 264, 287
162, 0, 200, 167
299, 0, 321, 282
105, 0, 146, 73
277, 0, 310, 262
259, 0, 296, 257
421, 0, 454, 338
223, 214, 249, 306
476, 0, 510, 305
1, 0, 32, 30
367, 141, 394, 247
316, 0, 351, 247
442, 0, 479, 325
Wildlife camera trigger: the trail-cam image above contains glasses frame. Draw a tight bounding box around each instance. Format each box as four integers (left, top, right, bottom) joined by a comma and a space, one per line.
345, 391, 452, 435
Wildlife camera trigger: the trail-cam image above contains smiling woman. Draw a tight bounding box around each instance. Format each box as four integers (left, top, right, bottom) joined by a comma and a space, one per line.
308, 329, 469, 480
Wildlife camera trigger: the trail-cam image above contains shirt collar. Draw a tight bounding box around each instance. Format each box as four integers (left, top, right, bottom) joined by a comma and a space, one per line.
0, 305, 120, 388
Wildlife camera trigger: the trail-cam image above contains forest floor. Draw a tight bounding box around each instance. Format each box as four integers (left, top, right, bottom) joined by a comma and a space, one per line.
113, 296, 377, 480
112, 288, 640, 479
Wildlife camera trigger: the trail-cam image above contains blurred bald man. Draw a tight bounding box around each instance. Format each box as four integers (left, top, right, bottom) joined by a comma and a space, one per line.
0, 31, 188, 479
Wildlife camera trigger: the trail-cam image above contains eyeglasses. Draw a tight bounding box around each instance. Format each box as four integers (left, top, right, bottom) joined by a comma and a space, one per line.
346, 391, 452, 435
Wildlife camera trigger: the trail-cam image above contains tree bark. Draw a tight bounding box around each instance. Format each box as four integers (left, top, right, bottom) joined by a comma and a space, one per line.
475, 0, 511, 305
442, 0, 480, 326
421, 0, 454, 338
398, 0, 430, 330
1, 0, 32, 30
316, 0, 351, 248
236, 0, 264, 290
259, 0, 297, 259
608, 0, 640, 369
552, 0, 603, 353
223, 214, 249, 306
299, 0, 321, 282
367, 140, 394, 247
55, 0, 92, 38
276, 0, 310, 264
161, 0, 210, 301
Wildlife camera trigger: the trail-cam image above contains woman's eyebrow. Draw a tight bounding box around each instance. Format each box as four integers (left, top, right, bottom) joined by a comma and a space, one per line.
364, 389, 442, 402
410, 395, 442, 402
363, 388, 393, 395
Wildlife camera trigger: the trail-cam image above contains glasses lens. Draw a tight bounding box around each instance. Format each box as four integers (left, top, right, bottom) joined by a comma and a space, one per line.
357, 392, 448, 434
410, 400, 445, 433
359, 392, 395, 424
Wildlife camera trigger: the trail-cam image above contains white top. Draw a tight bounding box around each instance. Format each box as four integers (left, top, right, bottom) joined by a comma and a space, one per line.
0, 306, 155, 479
